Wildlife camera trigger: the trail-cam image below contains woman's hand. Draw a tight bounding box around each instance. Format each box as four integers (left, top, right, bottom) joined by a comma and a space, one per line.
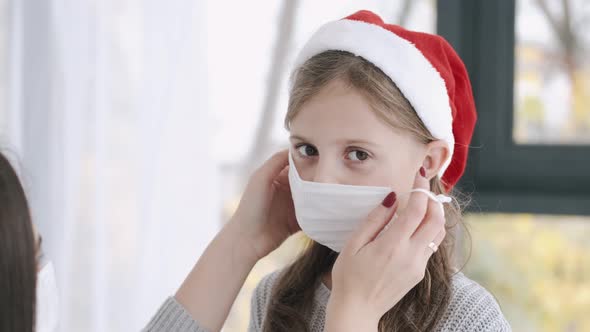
228, 149, 301, 261
174, 150, 299, 332
325, 168, 446, 331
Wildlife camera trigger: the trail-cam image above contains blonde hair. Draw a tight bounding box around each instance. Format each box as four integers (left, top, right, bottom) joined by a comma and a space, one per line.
263, 50, 469, 331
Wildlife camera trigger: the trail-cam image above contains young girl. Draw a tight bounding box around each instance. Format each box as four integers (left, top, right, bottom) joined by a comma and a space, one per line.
145, 10, 510, 332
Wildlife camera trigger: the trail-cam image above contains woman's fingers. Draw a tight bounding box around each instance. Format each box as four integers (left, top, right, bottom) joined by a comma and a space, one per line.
255, 149, 289, 185
412, 197, 446, 259
423, 227, 446, 259
411, 196, 445, 245
376, 168, 430, 250
342, 192, 398, 255
272, 165, 291, 191
397, 168, 430, 236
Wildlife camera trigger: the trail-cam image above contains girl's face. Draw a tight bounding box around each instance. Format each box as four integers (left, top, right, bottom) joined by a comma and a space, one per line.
289, 79, 448, 208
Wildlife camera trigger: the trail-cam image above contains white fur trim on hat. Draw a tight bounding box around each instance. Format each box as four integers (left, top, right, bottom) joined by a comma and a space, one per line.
290, 19, 454, 178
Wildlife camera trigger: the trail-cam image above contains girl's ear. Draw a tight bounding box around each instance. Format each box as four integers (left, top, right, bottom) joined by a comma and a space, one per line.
421, 140, 450, 179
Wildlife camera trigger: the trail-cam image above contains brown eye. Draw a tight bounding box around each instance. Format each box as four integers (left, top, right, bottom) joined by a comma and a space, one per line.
348, 150, 368, 161
297, 144, 318, 157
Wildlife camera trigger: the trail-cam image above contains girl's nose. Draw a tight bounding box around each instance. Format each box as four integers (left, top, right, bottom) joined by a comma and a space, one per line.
312, 159, 341, 184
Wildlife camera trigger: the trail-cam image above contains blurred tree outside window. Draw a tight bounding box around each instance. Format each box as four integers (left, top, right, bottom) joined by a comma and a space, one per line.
513, 0, 590, 144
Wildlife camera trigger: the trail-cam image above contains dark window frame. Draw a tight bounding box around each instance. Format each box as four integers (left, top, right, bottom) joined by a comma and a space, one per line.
437, 0, 590, 215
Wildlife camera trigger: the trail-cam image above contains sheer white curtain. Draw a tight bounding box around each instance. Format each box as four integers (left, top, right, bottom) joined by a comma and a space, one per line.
6, 0, 219, 331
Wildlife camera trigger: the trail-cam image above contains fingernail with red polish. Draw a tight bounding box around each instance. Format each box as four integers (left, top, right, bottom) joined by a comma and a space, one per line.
382, 192, 397, 208
420, 167, 426, 178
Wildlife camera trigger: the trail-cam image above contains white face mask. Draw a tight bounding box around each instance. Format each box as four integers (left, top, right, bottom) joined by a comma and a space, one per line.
288, 152, 452, 252
36, 261, 59, 332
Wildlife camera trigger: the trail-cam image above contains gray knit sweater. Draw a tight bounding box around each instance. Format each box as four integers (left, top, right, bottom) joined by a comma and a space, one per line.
143, 270, 511, 331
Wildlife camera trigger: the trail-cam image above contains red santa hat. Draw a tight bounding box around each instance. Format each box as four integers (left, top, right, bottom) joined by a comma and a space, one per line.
290, 10, 477, 192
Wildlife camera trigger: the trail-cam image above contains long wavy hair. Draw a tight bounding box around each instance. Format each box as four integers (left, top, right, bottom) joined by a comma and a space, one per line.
262, 50, 471, 331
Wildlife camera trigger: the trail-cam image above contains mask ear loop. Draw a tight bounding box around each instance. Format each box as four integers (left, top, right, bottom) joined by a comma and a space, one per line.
408, 188, 452, 204
388, 189, 453, 223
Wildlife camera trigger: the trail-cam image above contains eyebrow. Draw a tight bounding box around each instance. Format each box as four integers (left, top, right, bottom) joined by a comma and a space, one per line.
289, 135, 380, 147
289, 135, 309, 142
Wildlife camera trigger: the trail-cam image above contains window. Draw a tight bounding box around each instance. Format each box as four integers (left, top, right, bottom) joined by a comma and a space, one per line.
439, 0, 590, 215
513, 0, 590, 145
440, 1, 590, 330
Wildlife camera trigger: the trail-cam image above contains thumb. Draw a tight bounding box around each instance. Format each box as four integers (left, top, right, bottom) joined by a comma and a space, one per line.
342, 192, 398, 255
